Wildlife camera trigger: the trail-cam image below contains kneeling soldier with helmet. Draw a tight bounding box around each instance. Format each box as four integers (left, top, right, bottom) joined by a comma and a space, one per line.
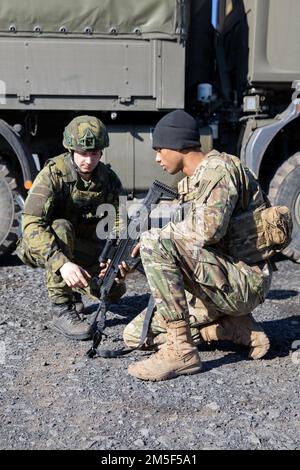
17, 116, 125, 340
124, 110, 291, 381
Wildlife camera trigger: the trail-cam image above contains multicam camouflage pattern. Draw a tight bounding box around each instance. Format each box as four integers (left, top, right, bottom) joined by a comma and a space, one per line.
140, 231, 271, 322
63, 115, 109, 151
125, 150, 272, 343
157, 150, 269, 250
123, 294, 221, 348
16, 152, 123, 304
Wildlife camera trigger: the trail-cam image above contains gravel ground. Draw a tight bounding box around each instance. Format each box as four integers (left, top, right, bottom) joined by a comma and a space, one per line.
0, 253, 299, 450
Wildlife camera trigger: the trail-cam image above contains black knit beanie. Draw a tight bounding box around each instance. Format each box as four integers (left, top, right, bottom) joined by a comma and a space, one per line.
152, 110, 200, 150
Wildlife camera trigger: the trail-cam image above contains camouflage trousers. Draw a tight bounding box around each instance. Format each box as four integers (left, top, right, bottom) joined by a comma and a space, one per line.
123, 228, 272, 348
18, 218, 106, 304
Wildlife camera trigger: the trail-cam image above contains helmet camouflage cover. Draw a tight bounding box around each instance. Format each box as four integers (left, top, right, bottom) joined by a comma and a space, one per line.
63, 115, 109, 151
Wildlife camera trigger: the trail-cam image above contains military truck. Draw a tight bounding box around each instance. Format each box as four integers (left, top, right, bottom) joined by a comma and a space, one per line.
0, 0, 299, 261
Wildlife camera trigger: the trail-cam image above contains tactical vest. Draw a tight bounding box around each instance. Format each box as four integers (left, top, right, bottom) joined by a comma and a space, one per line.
177, 151, 292, 264
47, 154, 118, 237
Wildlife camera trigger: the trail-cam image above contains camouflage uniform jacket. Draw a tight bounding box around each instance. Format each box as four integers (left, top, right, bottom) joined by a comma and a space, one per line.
20, 153, 123, 273
160, 150, 268, 260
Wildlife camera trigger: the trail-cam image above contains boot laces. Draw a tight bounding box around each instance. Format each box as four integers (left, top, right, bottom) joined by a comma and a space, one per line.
67, 306, 83, 324
58, 304, 83, 325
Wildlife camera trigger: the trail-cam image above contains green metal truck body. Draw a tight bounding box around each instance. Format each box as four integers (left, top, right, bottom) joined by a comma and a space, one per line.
0, 0, 299, 260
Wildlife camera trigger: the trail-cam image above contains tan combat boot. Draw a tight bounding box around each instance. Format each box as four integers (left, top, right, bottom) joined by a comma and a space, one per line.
199, 314, 270, 359
127, 319, 202, 381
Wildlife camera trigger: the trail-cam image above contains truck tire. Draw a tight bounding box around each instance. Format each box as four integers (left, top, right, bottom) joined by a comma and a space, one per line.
268, 152, 300, 263
0, 158, 24, 256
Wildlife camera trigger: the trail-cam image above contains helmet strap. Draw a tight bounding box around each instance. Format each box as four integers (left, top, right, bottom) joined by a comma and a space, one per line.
70, 151, 99, 179
70, 151, 82, 175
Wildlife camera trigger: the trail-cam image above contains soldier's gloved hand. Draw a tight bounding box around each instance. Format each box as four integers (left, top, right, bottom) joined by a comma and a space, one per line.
60, 262, 91, 288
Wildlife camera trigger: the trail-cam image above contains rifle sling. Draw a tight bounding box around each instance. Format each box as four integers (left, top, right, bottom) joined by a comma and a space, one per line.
92, 295, 155, 358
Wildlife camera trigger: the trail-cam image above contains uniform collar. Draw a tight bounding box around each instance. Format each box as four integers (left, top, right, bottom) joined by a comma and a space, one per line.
190, 150, 221, 186
178, 150, 221, 195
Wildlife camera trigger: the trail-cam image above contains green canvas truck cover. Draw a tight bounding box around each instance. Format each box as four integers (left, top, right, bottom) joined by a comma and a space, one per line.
218, 0, 300, 84
0, 0, 186, 38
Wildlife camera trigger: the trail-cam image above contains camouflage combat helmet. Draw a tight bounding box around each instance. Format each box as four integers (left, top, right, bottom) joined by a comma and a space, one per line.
63, 115, 109, 152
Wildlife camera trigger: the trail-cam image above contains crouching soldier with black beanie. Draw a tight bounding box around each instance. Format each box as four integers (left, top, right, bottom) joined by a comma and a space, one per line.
124, 110, 278, 382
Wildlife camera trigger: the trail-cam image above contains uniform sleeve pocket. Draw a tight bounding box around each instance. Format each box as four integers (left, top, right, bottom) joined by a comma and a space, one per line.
23, 186, 53, 217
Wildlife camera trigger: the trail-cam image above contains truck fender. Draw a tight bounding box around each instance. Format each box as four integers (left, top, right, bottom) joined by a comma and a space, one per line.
0, 119, 37, 188
240, 81, 300, 176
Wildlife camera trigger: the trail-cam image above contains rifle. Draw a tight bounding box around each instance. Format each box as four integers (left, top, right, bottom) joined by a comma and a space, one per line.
86, 180, 178, 359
